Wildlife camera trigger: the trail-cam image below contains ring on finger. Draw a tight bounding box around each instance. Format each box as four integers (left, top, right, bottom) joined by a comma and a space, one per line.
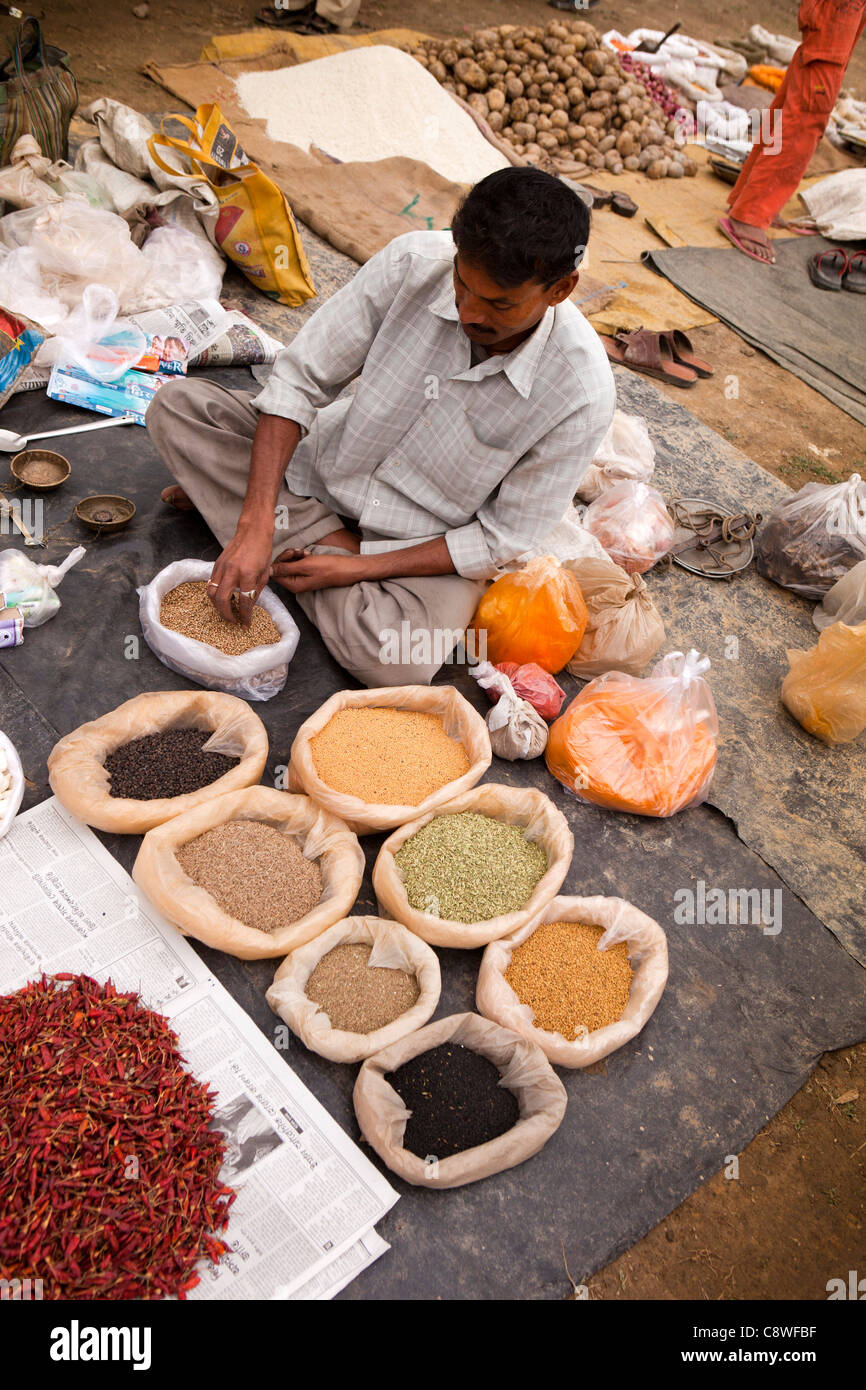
239, 589, 256, 598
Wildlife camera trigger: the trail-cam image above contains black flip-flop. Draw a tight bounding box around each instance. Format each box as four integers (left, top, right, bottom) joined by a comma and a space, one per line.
808, 247, 848, 291
256, 3, 336, 31
842, 249, 866, 293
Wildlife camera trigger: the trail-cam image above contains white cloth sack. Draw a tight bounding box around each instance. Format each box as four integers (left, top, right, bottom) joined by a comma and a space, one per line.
800, 170, 866, 241
476, 894, 668, 1068
576, 411, 656, 504
266, 915, 441, 1062
138, 560, 299, 701
353, 1011, 567, 1188
0, 732, 25, 839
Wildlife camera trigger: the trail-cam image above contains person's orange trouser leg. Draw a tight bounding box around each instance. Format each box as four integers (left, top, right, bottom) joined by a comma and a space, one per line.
728, 6, 866, 229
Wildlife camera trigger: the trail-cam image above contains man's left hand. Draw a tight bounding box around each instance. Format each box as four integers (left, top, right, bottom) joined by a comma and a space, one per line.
271, 551, 365, 593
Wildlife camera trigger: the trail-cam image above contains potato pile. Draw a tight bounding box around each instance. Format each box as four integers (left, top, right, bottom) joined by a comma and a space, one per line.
409, 18, 696, 179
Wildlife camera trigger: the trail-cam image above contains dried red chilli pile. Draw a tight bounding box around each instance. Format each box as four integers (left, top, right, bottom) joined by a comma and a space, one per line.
0, 973, 236, 1300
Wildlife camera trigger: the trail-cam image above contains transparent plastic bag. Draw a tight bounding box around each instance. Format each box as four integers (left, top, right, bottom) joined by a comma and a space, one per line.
755, 474, 866, 600
476, 660, 565, 721
546, 650, 718, 817
138, 560, 299, 702
0, 731, 26, 839
47, 689, 270, 834
0, 546, 85, 627
476, 894, 668, 1068
39, 285, 146, 383
133, 787, 365, 959
576, 411, 656, 504
288, 684, 492, 834
138, 226, 225, 308
781, 619, 866, 745
564, 553, 666, 679
469, 555, 589, 674
353, 1011, 567, 1188
266, 915, 441, 1062
583, 481, 675, 575
372, 782, 573, 948
814, 559, 866, 631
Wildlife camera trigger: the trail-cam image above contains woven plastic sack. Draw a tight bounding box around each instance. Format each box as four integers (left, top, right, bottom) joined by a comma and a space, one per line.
755, 474, 866, 600
353, 1011, 567, 1189
781, 619, 866, 745
576, 411, 656, 504
47, 690, 268, 833
138, 560, 299, 701
372, 783, 573, 948
476, 894, 668, 1068
266, 915, 441, 1062
468, 555, 588, 673
0, 305, 45, 409
133, 787, 365, 960
0, 731, 25, 839
546, 650, 718, 817
814, 559, 866, 631
564, 553, 666, 679
583, 481, 675, 575
288, 685, 492, 835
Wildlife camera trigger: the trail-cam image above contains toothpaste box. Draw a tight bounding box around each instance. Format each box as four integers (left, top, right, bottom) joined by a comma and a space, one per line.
47, 363, 175, 425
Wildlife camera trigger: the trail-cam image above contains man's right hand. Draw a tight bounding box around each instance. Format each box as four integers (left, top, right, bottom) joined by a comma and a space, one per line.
208, 524, 274, 626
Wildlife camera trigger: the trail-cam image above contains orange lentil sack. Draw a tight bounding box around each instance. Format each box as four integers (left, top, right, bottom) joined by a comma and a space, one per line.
469, 555, 588, 674
546, 650, 719, 817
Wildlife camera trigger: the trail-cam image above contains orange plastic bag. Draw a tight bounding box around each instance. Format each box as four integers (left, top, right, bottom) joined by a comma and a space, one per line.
468, 555, 588, 674
781, 619, 866, 744
546, 651, 718, 817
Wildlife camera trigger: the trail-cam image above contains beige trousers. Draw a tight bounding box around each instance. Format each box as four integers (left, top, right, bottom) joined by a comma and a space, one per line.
275, 0, 362, 27
146, 379, 485, 688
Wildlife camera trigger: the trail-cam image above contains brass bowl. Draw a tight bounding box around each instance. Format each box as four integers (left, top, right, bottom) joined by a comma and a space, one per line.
11, 448, 71, 490
75, 494, 136, 532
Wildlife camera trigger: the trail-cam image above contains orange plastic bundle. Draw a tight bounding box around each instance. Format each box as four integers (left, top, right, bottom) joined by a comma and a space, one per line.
469, 556, 588, 673
748, 64, 785, 91
546, 651, 718, 817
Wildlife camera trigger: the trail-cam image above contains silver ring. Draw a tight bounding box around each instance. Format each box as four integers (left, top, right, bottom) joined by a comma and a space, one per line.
206, 581, 218, 589
239, 589, 256, 598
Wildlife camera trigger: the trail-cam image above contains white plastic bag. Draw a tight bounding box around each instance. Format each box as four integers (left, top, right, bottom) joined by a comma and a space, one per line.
564, 553, 666, 679
0, 732, 25, 839
584, 480, 675, 574
476, 895, 668, 1068
267, 915, 442, 1062
800, 170, 866, 243
755, 474, 866, 599
576, 411, 656, 504
0, 135, 64, 209
0, 547, 85, 627
138, 226, 224, 307
38, 285, 147, 382
814, 559, 866, 631
138, 559, 299, 701
505, 502, 607, 569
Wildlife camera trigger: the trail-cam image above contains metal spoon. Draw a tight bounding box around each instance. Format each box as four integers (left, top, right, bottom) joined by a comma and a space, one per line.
0, 415, 136, 453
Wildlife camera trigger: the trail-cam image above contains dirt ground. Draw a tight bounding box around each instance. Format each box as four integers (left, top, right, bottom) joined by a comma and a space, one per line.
14, 0, 866, 1302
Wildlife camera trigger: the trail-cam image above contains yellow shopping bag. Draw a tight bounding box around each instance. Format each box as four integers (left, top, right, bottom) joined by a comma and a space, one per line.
148, 104, 315, 307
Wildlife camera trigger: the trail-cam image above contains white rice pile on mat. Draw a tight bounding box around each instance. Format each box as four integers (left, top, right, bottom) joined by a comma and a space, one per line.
234, 46, 510, 186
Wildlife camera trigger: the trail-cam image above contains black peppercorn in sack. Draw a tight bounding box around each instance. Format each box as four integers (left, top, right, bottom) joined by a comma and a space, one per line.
372, 783, 573, 948
288, 685, 492, 834
48, 690, 269, 834
353, 1012, 567, 1188
476, 895, 668, 1068
266, 916, 441, 1062
138, 560, 300, 701
132, 787, 365, 960
755, 474, 866, 600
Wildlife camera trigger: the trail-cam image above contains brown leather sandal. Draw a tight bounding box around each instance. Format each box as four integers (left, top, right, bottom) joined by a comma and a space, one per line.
663, 329, 714, 377
601, 329, 699, 388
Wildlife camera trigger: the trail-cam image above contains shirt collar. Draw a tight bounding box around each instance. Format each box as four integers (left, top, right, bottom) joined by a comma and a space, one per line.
428, 285, 555, 399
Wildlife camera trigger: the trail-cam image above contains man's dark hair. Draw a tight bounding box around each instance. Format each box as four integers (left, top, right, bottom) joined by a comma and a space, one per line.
451, 167, 589, 290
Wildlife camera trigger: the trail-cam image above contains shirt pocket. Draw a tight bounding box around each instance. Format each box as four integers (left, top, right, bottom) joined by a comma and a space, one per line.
376, 404, 516, 526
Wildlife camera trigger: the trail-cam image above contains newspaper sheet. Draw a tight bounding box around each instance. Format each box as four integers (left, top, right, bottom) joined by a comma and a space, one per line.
0, 798, 397, 1300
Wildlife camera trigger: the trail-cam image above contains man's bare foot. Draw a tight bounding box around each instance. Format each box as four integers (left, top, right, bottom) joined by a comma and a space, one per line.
725, 216, 775, 264
161, 485, 196, 511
